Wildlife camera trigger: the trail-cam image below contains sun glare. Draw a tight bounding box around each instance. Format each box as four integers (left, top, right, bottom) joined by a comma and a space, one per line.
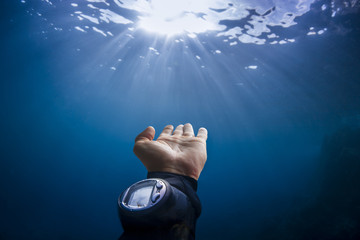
137, 0, 217, 36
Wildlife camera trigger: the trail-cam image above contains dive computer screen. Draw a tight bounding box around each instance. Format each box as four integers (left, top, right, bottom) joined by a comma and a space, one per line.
128, 185, 153, 208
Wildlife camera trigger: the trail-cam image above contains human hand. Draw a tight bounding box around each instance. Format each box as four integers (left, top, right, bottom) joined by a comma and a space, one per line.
133, 123, 208, 180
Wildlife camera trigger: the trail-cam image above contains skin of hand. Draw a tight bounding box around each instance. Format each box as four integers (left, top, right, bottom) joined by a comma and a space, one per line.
133, 123, 208, 180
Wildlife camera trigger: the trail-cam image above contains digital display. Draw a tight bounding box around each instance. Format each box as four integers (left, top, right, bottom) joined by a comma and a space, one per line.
128, 186, 153, 208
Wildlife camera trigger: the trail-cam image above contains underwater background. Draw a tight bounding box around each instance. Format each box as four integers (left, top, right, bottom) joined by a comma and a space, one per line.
1, 0, 360, 239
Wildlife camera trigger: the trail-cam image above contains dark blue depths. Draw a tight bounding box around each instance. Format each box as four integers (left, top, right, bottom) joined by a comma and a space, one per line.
1, 1, 360, 239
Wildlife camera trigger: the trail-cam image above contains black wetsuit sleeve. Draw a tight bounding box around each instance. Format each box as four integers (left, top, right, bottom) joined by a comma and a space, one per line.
119, 172, 202, 240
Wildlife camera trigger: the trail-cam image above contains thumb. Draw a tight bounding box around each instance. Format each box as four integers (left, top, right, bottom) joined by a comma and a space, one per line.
135, 126, 155, 143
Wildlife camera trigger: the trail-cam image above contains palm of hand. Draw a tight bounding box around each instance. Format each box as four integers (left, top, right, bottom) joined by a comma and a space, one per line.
133, 124, 208, 180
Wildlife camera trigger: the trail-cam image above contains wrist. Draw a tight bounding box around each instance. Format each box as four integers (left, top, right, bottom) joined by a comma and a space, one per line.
147, 167, 199, 181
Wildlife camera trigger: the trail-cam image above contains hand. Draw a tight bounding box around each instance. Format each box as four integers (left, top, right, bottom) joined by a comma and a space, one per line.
133, 123, 208, 180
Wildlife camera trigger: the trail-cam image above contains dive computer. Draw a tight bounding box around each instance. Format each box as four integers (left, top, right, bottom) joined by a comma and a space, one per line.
118, 178, 193, 229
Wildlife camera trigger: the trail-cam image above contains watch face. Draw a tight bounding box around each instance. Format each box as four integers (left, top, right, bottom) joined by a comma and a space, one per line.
128, 185, 153, 208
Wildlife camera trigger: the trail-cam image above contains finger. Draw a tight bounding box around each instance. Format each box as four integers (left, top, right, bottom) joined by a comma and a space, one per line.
135, 126, 155, 143
159, 125, 174, 137
172, 124, 184, 136
196, 127, 208, 140
183, 123, 195, 137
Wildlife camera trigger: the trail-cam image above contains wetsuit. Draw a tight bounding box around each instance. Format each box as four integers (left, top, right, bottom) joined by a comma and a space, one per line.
119, 172, 202, 240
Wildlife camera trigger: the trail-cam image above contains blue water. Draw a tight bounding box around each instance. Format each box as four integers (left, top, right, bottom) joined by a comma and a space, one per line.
1, 0, 360, 239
